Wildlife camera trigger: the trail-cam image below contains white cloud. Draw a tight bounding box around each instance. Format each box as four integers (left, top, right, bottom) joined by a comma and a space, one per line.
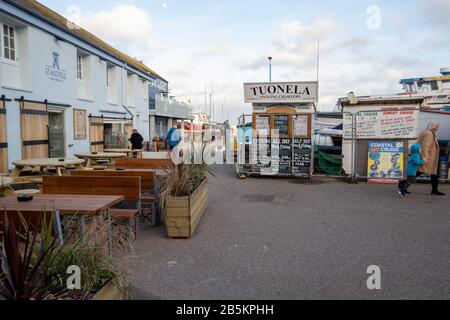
78, 5, 159, 62
63, 3, 447, 122
421, 0, 450, 27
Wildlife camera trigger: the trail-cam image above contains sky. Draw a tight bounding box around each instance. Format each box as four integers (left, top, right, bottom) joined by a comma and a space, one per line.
40, 0, 450, 123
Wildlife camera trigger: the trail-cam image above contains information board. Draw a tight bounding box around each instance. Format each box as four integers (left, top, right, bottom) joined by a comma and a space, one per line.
253, 137, 271, 170
292, 138, 312, 174
255, 115, 270, 135
274, 115, 289, 136
343, 106, 419, 139
293, 115, 309, 137
73, 109, 87, 140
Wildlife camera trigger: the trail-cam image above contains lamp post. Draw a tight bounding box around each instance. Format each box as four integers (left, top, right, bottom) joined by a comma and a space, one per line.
268, 56, 272, 82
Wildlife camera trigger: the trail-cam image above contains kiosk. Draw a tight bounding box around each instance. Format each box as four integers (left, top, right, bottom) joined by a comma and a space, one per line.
237, 81, 318, 178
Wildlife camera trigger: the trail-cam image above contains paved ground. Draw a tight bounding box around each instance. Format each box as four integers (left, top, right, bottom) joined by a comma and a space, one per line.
119, 165, 450, 300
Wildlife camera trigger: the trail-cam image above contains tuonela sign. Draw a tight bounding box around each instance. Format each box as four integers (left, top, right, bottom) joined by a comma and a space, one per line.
244, 81, 318, 103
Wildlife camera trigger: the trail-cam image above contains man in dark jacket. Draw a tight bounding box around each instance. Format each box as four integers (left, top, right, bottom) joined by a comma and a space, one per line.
129, 129, 144, 150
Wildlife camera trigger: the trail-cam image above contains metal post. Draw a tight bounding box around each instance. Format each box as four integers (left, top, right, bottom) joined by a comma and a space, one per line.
351, 113, 357, 181
268, 57, 272, 82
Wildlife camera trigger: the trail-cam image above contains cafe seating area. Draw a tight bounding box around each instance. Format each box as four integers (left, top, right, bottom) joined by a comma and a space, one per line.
0, 150, 174, 247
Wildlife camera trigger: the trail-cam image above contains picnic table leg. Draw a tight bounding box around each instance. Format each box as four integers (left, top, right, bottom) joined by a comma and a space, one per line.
86, 158, 93, 168
75, 164, 84, 170
10, 166, 23, 178
80, 216, 86, 243
56, 167, 63, 176
107, 208, 113, 257
53, 211, 64, 245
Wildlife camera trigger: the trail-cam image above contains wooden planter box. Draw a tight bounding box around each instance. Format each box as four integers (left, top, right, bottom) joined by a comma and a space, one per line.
92, 282, 128, 300
165, 178, 208, 238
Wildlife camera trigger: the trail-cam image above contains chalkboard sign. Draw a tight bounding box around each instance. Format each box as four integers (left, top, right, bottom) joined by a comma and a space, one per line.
292, 138, 312, 174
279, 138, 292, 174
270, 138, 291, 174
273, 115, 289, 136
252, 138, 271, 170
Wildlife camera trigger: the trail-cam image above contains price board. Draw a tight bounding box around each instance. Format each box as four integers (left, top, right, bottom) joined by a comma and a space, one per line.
292, 138, 312, 174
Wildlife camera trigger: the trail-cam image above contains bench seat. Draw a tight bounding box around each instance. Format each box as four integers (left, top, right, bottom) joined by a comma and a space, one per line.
110, 208, 139, 220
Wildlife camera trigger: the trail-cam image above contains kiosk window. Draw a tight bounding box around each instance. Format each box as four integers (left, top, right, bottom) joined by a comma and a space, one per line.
293, 115, 309, 137
273, 115, 289, 136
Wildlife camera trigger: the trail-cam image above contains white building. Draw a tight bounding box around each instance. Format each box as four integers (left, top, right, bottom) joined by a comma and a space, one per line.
0, 0, 167, 172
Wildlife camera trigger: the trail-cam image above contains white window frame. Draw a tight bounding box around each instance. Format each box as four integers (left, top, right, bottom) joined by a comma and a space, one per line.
141, 79, 148, 99
1, 23, 17, 63
77, 54, 83, 80
106, 66, 110, 88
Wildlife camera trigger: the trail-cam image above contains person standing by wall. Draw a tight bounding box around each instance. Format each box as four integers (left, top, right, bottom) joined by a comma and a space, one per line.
417, 121, 445, 196
129, 129, 144, 150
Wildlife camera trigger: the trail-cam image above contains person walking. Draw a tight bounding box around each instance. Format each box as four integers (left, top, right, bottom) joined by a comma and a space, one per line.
397, 144, 424, 197
166, 124, 182, 151
417, 121, 445, 196
129, 129, 144, 150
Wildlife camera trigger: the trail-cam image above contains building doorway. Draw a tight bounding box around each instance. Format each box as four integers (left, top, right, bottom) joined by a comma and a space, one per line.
104, 122, 127, 149
48, 111, 65, 158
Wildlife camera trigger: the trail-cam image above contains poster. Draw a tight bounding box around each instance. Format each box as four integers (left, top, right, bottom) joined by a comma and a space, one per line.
274, 115, 289, 136
367, 141, 404, 183
73, 109, 87, 140
343, 105, 419, 139
255, 115, 270, 135
293, 115, 309, 137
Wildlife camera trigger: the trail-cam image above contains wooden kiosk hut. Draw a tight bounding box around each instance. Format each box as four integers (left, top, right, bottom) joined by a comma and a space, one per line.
237, 81, 318, 178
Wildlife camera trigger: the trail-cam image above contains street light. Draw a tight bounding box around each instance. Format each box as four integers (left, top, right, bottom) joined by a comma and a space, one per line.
268, 56, 272, 82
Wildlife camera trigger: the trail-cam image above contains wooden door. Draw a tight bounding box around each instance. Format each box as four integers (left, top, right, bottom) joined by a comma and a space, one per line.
0, 99, 8, 172
125, 119, 133, 148
89, 116, 104, 152
20, 101, 49, 159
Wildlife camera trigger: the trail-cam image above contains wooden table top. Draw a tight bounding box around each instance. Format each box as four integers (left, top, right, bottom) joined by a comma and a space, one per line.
75, 153, 128, 159
0, 194, 123, 216
104, 149, 142, 153
12, 158, 85, 167
1, 176, 13, 187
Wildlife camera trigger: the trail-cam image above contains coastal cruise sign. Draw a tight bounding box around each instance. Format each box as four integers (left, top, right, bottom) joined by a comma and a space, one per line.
244, 81, 318, 103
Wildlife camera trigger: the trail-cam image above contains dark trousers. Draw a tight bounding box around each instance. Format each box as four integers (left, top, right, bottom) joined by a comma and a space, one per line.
416, 172, 440, 193
398, 176, 416, 193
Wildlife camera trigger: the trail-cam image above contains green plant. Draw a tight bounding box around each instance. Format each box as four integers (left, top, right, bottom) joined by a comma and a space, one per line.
0, 213, 57, 300
1, 212, 129, 300
43, 216, 128, 299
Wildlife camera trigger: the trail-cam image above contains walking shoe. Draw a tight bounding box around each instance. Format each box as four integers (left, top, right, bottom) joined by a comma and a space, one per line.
397, 189, 405, 198
431, 191, 446, 196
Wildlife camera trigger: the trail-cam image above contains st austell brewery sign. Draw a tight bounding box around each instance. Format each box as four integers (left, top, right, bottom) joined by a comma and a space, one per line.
45, 51, 67, 82
244, 81, 318, 104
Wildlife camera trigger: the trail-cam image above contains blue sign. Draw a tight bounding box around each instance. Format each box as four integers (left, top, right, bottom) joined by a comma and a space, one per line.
45, 51, 66, 82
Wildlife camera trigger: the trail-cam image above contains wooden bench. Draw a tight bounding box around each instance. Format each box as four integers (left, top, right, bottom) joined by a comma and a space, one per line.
70, 169, 160, 225
42, 176, 141, 242
70, 169, 154, 192
115, 158, 174, 170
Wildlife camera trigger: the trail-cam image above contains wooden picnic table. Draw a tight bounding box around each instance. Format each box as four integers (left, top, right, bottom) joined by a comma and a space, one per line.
74, 152, 127, 167
1, 176, 13, 188
0, 194, 123, 216
0, 194, 123, 254
11, 158, 85, 178
104, 149, 143, 158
